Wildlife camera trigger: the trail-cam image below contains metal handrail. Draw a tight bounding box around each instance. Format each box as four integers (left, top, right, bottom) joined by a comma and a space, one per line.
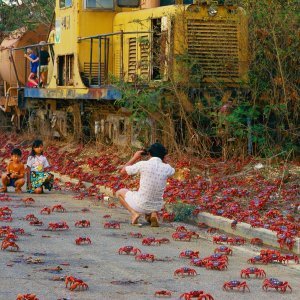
12, 42, 54, 51
79, 30, 153, 86
78, 31, 153, 42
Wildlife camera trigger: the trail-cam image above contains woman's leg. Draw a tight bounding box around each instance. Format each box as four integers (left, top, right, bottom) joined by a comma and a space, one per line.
28, 73, 38, 86
116, 188, 140, 224
150, 212, 159, 227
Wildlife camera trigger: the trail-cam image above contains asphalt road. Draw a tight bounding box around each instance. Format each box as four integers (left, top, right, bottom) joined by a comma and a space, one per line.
0, 188, 299, 300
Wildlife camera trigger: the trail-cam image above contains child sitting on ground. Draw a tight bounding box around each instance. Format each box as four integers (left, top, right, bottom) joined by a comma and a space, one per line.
0, 148, 25, 193
26, 139, 54, 194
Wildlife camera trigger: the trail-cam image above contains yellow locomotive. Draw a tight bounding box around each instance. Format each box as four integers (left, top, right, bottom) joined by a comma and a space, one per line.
0, 0, 248, 145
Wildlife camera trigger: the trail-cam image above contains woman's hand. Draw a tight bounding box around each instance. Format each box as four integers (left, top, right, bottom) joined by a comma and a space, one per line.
133, 150, 144, 160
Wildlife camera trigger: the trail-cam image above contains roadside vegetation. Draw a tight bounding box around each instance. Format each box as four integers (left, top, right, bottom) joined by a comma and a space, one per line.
0, 0, 299, 159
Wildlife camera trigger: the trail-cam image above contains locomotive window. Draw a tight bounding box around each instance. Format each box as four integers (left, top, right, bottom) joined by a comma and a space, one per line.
117, 0, 140, 7
85, 0, 114, 9
60, 0, 72, 8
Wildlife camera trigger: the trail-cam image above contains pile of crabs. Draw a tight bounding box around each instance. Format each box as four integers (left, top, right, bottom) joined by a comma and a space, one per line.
1, 135, 297, 251
0, 135, 299, 236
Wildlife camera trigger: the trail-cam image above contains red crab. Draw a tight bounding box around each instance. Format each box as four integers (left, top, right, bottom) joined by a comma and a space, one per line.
0, 206, 12, 215
213, 235, 228, 244
65, 276, 88, 291
48, 221, 69, 231
1, 240, 19, 251
180, 290, 214, 300
108, 203, 117, 208
223, 280, 250, 292
250, 238, 263, 246
250, 220, 264, 228
29, 220, 44, 226
118, 246, 141, 255
40, 207, 51, 215
142, 237, 159, 246
154, 290, 172, 297
266, 253, 286, 264
205, 260, 227, 271
260, 249, 281, 257
135, 253, 155, 262
277, 234, 295, 251
16, 294, 39, 300
5, 232, 18, 241
0, 215, 12, 222
227, 237, 246, 245
262, 278, 292, 293
103, 215, 111, 218
104, 221, 120, 229
155, 238, 170, 244
190, 258, 206, 267
10, 228, 25, 235
198, 223, 208, 229
206, 227, 218, 234
75, 220, 90, 228
174, 267, 197, 277
51, 204, 66, 212
186, 231, 200, 239
176, 226, 188, 232
214, 246, 232, 256
203, 254, 228, 263
0, 194, 11, 202
241, 267, 266, 278
129, 232, 143, 238
283, 254, 299, 264
179, 250, 199, 259
22, 198, 35, 205
75, 237, 92, 245
172, 232, 191, 242
247, 255, 269, 265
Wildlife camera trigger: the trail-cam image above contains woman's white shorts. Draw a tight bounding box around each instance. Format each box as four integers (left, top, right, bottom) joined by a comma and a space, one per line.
125, 191, 152, 214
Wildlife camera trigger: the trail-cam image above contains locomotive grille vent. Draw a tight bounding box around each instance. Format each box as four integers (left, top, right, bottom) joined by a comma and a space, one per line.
187, 19, 239, 81
140, 35, 150, 80
128, 37, 137, 81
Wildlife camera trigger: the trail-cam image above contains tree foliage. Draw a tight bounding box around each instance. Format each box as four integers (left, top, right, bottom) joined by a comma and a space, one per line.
0, 0, 54, 35
117, 0, 299, 159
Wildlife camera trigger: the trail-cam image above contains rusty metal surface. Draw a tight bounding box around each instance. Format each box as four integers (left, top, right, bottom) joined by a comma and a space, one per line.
0, 25, 48, 86
24, 86, 121, 100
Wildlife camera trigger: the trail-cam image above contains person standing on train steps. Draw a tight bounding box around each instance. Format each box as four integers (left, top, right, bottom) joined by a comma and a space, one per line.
24, 48, 39, 88
38, 41, 50, 88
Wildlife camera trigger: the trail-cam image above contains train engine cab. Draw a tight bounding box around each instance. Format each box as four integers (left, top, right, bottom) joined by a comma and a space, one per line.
1, 0, 248, 146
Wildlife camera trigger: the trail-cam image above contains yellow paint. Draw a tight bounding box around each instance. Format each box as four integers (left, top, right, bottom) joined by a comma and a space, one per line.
48, 1, 248, 91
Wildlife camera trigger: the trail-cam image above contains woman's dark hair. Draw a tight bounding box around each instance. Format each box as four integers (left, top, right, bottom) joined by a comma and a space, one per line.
30, 139, 43, 156
11, 148, 22, 157
147, 143, 167, 160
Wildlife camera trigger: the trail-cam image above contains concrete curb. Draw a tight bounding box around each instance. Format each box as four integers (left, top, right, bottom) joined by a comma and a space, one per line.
53, 172, 299, 255
192, 212, 300, 255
